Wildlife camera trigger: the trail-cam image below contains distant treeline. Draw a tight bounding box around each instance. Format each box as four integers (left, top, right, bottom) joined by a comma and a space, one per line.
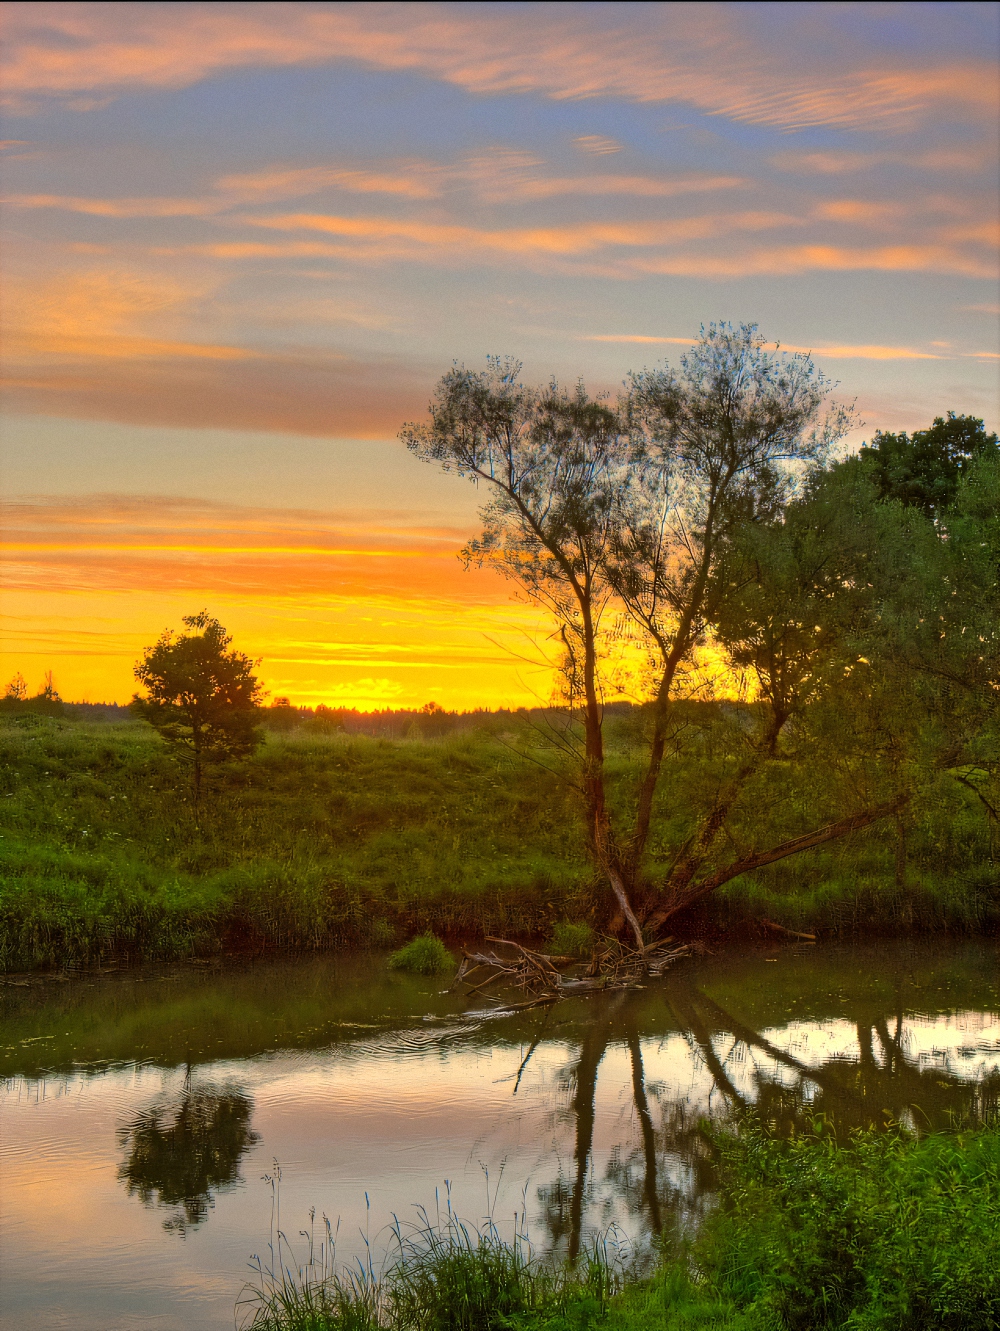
1, 691, 647, 738
1, 695, 131, 723
255, 698, 639, 738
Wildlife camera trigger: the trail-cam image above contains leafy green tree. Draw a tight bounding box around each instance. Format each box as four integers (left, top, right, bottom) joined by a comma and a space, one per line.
859, 411, 998, 519
131, 611, 264, 801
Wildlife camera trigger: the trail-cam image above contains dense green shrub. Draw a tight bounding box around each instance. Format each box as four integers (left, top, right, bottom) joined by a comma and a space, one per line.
684, 1120, 1000, 1330
387, 933, 454, 975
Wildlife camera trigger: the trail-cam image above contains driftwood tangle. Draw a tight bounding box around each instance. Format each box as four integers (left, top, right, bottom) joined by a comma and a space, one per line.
452, 935, 696, 1007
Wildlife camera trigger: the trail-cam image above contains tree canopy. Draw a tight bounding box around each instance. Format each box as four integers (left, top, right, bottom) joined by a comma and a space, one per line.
858, 411, 998, 519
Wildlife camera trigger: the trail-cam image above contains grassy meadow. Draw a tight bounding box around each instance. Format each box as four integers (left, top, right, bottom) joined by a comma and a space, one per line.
1, 707, 995, 971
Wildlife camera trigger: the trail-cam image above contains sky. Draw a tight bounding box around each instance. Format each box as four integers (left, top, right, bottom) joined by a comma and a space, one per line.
2, 1, 998, 710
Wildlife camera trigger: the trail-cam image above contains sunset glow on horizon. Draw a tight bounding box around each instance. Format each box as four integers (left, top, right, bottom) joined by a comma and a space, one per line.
2, 1, 998, 709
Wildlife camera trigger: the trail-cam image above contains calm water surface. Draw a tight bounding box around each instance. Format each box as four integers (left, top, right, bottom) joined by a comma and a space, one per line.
2, 940, 998, 1330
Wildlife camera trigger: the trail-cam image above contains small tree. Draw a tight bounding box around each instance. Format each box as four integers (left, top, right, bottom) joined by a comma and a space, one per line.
4, 673, 27, 702
131, 611, 264, 801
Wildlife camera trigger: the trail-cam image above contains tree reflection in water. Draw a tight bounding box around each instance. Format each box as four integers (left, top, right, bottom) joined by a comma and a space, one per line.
117, 1076, 259, 1234
537, 977, 999, 1259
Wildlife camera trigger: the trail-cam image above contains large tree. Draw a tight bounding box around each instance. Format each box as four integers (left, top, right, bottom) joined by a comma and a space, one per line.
405, 334, 996, 944
131, 611, 264, 802
404, 327, 862, 942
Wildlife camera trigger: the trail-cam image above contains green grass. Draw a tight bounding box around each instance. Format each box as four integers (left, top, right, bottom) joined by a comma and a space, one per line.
388, 932, 454, 975
239, 1123, 1000, 1330
548, 920, 596, 959
0, 712, 995, 971
0, 715, 588, 969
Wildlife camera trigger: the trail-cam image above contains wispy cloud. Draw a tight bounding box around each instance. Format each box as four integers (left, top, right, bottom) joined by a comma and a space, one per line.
3, 155, 745, 217
4, 3, 996, 132
2, 269, 255, 361
770, 147, 990, 175
175, 220, 993, 281
574, 135, 623, 155
632, 243, 997, 280
238, 207, 798, 263
580, 334, 696, 345
0, 494, 504, 602
581, 335, 951, 360
1, 342, 433, 438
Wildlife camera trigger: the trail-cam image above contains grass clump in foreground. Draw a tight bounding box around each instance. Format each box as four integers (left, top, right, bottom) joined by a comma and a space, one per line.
242, 1122, 1000, 1330
240, 1176, 620, 1331
388, 933, 454, 975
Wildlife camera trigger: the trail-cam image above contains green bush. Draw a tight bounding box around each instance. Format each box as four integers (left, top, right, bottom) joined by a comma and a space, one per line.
387, 932, 454, 975
687, 1119, 1000, 1330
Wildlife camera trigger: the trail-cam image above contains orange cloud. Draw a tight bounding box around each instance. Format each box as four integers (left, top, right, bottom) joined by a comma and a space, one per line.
634, 243, 997, 279
242, 208, 798, 260
3, 269, 253, 361
581, 334, 696, 345
3, 3, 996, 133
2, 192, 229, 217
580, 334, 944, 360
814, 200, 901, 224
2, 164, 747, 219
776, 343, 940, 361
771, 147, 990, 175
0, 266, 432, 434
1, 496, 498, 600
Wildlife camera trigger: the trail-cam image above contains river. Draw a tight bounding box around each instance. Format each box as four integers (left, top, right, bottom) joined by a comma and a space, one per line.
2, 939, 998, 1330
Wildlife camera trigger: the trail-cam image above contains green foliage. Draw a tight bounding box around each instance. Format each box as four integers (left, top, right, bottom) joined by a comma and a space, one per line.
549, 920, 596, 958
131, 610, 264, 798
0, 717, 588, 969
680, 1120, 1000, 1330
388, 932, 454, 975
859, 411, 998, 519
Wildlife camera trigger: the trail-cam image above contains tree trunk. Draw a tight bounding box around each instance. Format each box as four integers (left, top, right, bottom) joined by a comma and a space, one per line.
645, 797, 908, 932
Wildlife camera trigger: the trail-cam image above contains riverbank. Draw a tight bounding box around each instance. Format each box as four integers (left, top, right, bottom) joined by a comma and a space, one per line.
244, 1120, 1000, 1331
2, 713, 996, 970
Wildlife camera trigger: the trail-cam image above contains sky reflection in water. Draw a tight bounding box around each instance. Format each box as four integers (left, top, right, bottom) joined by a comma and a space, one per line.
2, 941, 998, 1331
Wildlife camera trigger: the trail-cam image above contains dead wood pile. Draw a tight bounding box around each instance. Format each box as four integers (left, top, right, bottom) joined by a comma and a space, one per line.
452, 935, 696, 1006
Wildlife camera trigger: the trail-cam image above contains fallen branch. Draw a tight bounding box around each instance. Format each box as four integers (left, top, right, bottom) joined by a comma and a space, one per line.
760, 918, 816, 942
